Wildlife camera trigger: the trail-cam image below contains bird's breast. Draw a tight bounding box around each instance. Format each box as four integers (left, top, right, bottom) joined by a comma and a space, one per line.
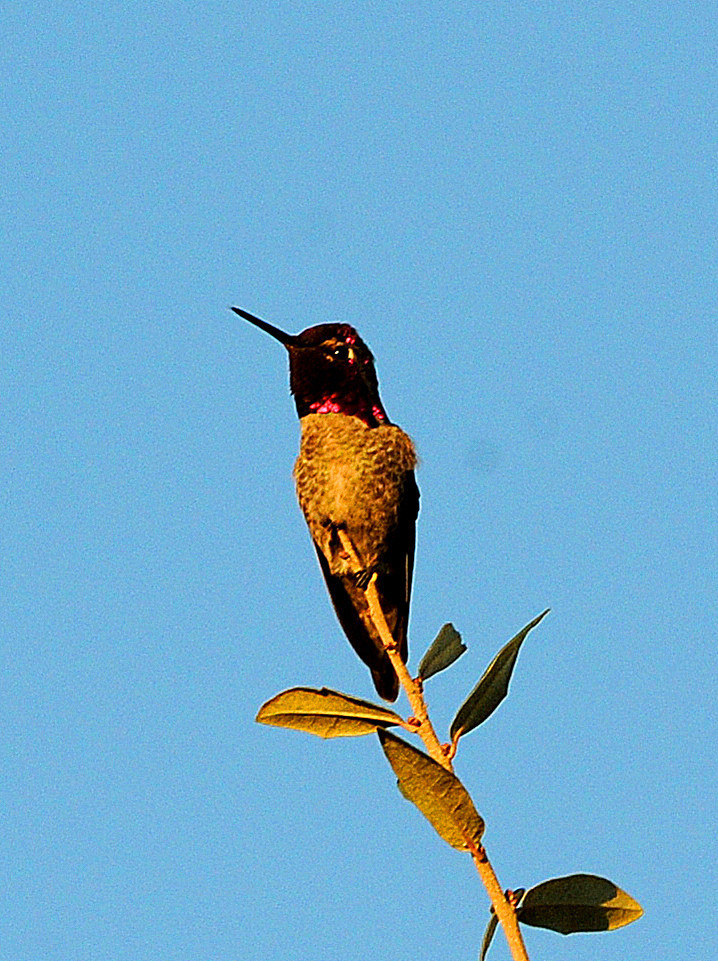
293, 413, 417, 563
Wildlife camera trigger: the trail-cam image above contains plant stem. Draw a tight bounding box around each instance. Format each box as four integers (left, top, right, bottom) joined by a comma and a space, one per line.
467, 843, 531, 961
335, 528, 531, 961
365, 580, 446, 765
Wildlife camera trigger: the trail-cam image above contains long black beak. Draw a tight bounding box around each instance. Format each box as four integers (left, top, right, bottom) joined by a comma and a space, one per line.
231, 306, 296, 347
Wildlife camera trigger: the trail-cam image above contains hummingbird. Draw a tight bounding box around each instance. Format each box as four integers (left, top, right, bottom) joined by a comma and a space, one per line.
233, 306, 419, 701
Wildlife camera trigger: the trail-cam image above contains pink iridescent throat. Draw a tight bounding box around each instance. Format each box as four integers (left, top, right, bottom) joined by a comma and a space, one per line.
309, 395, 388, 427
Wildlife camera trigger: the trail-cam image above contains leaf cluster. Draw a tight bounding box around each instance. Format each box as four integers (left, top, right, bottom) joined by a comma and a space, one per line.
255, 613, 643, 958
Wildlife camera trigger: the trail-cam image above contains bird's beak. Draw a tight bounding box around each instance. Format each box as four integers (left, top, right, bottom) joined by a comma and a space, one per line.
231, 307, 296, 348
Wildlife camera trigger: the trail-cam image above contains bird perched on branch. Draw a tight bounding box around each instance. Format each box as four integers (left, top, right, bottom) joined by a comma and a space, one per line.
234, 306, 419, 701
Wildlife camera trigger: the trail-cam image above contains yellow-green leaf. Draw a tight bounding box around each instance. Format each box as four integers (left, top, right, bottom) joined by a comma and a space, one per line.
418, 623, 467, 680
450, 610, 549, 741
256, 687, 403, 738
377, 730, 484, 849
518, 874, 643, 934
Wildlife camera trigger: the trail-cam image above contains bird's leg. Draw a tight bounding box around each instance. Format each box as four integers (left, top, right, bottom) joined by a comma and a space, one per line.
330, 523, 372, 582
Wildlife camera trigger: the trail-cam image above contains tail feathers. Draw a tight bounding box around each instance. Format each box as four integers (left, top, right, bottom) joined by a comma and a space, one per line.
370, 659, 399, 703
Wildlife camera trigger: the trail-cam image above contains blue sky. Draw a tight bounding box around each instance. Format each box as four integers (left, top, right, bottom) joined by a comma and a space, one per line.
3, 3, 716, 959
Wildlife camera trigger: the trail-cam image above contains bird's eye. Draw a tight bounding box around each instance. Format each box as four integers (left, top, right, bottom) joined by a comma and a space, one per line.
331, 345, 351, 361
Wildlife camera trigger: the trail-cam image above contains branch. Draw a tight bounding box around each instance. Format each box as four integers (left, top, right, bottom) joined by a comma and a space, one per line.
336, 528, 531, 961
466, 840, 531, 961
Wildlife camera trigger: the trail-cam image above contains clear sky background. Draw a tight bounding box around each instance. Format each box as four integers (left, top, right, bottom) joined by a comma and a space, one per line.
3, 3, 716, 960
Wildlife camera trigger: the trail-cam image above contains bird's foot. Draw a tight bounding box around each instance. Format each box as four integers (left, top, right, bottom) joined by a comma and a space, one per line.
352, 569, 373, 590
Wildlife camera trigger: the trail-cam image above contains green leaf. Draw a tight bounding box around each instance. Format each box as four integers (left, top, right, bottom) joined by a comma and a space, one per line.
479, 912, 498, 961
450, 610, 549, 742
418, 623, 467, 680
256, 687, 403, 738
377, 730, 484, 850
518, 874, 643, 934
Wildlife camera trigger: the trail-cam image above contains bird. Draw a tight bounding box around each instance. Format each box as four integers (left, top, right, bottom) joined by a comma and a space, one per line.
233, 306, 419, 701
